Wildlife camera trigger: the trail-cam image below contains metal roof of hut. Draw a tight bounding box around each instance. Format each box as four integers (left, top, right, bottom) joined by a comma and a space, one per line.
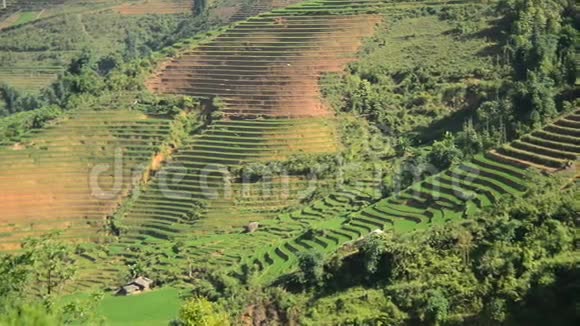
132, 276, 153, 289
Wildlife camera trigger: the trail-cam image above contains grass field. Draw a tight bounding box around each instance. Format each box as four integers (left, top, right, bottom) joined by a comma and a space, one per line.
63, 287, 181, 325
97, 287, 181, 325
12, 11, 38, 25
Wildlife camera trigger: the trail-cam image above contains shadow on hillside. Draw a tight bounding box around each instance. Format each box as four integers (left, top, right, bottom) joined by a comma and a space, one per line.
442, 16, 510, 59
413, 16, 511, 144
413, 107, 476, 144
274, 247, 391, 300
472, 17, 511, 58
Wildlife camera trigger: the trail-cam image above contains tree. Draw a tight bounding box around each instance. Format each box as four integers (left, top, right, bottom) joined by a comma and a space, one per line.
70, 69, 105, 95
0, 293, 105, 326
0, 253, 31, 309
97, 54, 121, 76
424, 288, 449, 325
455, 120, 484, 156
68, 49, 95, 75
496, 0, 575, 132
43, 77, 70, 107
0, 83, 21, 115
21, 232, 77, 296
297, 251, 325, 287
0, 303, 64, 326
0, 235, 103, 324
123, 32, 140, 61
484, 298, 507, 324
176, 297, 230, 326
193, 0, 207, 16
427, 132, 463, 170
455, 228, 474, 266
360, 234, 386, 274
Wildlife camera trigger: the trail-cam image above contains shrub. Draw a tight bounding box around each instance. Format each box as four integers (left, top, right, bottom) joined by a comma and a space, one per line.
296, 251, 325, 287
427, 133, 463, 170
175, 297, 230, 326
0, 105, 63, 143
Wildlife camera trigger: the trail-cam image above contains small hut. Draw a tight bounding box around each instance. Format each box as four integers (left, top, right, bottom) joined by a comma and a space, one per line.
370, 229, 384, 236
245, 222, 259, 233
116, 276, 154, 296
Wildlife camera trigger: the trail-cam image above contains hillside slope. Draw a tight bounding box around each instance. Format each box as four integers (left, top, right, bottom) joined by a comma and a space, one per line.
123, 1, 382, 239
0, 0, 576, 305
111, 0, 534, 284
0, 110, 173, 250
63, 0, 476, 290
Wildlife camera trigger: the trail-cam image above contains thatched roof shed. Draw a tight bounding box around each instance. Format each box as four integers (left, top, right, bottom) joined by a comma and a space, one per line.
116, 276, 154, 296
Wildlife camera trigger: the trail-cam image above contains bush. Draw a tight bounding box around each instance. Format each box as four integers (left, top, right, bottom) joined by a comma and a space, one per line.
0, 84, 44, 117
427, 132, 463, 170
175, 297, 230, 326
296, 251, 325, 287
0, 105, 63, 143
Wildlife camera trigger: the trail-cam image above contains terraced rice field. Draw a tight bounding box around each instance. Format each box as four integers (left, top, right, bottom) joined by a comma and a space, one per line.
227, 0, 304, 22
0, 1, 129, 30
0, 110, 172, 251
122, 117, 341, 239
125, 0, 386, 242
0, 6, 31, 30
491, 113, 580, 173
6, 0, 574, 291
0, 71, 59, 91
110, 0, 488, 284
0, 0, 103, 14
113, 0, 192, 15
0, 11, 22, 29
13, 10, 39, 24
147, 13, 380, 117
242, 109, 580, 282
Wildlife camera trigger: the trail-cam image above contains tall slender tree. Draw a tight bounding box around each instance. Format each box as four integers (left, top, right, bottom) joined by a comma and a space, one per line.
193, 0, 207, 16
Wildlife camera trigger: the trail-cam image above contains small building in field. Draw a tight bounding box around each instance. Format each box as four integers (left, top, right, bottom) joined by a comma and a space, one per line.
245, 222, 259, 233
116, 276, 154, 296
370, 229, 384, 236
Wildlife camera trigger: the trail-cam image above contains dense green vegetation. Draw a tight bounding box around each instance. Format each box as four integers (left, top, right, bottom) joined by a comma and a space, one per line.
295, 174, 577, 325
173, 174, 576, 325
323, 0, 577, 161
178, 1, 577, 324
0, 233, 104, 325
